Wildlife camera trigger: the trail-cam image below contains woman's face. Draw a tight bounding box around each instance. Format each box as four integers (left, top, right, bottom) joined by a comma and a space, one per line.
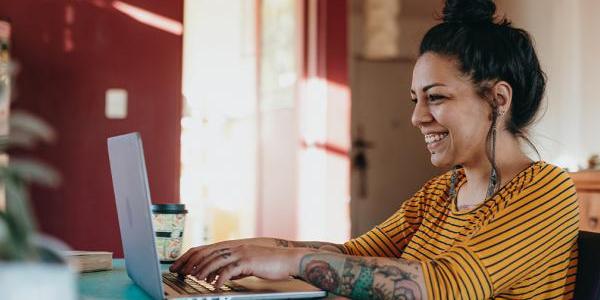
410, 53, 492, 168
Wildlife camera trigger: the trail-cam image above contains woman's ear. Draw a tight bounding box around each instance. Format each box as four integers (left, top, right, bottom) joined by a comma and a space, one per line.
493, 81, 513, 115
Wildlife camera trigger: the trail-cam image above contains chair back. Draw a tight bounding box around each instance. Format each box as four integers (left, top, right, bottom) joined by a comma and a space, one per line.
575, 231, 600, 299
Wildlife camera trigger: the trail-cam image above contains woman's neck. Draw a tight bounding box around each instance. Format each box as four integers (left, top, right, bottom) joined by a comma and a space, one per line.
460, 131, 533, 201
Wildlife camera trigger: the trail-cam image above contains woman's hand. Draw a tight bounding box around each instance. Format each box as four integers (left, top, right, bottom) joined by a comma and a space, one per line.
170, 238, 272, 273
170, 244, 313, 287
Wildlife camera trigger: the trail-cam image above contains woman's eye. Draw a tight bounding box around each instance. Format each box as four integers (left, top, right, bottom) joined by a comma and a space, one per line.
428, 94, 445, 102
410, 98, 417, 104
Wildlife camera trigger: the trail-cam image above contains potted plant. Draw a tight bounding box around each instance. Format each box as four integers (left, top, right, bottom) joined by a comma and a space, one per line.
0, 52, 77, 299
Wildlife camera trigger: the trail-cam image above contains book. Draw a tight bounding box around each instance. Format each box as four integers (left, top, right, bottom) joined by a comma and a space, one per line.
64, 251, 113, 273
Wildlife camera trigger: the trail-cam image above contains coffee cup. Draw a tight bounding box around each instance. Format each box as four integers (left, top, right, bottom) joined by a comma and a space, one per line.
151, 203, 187, 263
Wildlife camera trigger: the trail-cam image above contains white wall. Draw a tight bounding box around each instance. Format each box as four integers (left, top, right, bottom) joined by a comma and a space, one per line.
579, 0, 600, 167
497, 0, 600, 170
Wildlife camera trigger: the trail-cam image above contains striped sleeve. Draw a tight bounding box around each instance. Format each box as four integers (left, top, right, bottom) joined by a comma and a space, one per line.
343, 186, 427, 257
421, 167, 579, 299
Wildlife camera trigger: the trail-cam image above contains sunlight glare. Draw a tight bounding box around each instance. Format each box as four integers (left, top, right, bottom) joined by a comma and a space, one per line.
112, 1, 183, 35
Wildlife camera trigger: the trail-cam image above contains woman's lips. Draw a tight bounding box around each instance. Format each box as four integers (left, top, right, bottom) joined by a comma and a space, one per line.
424, 132, 449, 152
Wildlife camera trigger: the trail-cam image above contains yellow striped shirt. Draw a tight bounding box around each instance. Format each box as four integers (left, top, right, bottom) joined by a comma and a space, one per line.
344, 161, 579, 299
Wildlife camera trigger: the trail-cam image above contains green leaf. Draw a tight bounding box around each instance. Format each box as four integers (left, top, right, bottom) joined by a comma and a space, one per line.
5, 159, 61, 188
6, 110, 56, 146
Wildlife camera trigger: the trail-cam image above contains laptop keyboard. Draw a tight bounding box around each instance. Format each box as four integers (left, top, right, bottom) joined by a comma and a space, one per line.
162, 272, 249, 295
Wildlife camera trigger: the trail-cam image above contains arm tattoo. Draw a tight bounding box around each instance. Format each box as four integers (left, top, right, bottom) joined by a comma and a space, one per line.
299, 253, 424, 300
274, 239, 291, 247
304, 260, 340, 290
274, 239, 347, 254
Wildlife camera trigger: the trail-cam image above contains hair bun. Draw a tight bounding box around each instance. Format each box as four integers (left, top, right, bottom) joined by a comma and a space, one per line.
442, 0, 497, 24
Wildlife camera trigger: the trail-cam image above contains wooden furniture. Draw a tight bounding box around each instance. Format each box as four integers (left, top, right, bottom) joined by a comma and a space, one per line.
571, 171, 600, 233
574, 231, 600, 299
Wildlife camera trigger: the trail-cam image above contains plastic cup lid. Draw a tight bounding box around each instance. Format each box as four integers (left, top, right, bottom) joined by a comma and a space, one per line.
151, 203, 187, 214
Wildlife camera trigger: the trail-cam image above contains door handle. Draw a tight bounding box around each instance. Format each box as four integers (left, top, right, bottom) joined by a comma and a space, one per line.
351, 125, 374, 198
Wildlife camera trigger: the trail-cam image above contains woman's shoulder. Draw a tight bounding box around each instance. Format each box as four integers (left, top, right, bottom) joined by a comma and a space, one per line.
509, 161, 577, 207
525, 161, 574, 189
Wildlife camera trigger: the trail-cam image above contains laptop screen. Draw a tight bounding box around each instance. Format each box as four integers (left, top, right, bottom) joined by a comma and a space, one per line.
108, 132, 164, 299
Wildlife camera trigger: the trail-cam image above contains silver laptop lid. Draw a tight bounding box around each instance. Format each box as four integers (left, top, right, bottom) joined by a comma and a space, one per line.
107, 132, 164, 300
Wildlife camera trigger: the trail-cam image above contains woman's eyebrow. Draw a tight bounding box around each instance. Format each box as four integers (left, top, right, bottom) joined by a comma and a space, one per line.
410, 83, 446, 94
422, 83, 446, 92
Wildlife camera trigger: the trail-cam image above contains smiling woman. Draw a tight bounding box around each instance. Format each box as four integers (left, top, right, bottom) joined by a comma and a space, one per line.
409, 53, 524, 188
170, 0, 578, 299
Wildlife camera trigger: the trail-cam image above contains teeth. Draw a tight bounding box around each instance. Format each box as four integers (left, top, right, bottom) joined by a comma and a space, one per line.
424, 133, 448, 144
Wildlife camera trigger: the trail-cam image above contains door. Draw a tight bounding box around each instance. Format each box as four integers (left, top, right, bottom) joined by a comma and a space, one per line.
349, 0, 439, 237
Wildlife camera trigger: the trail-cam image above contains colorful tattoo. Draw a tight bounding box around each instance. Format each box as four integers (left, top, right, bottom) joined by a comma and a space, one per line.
274, 239, 290, 247
299, 253, 423, 300
351, 261, 375, 299
304, 260, 340, 290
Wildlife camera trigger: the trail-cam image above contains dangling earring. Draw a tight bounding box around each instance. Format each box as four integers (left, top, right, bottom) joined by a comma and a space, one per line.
449, 165, 460, 200
486, 107, 499, 198
487, 166, 497, 198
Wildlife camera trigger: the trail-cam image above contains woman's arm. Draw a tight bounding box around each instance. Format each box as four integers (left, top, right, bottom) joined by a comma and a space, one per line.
170, 237, 346, 274
172, 243, 427, 299
298, 251, 427, 300
273, 239, 348, 254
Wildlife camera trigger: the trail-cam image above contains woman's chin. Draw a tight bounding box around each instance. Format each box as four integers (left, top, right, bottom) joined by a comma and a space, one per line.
429, 152, 453, 168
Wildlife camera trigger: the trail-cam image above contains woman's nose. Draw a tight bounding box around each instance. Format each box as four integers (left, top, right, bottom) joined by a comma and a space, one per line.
411, 101, 433, 128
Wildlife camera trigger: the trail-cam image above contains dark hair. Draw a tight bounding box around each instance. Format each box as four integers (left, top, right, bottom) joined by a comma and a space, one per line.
420, 0, 546, 140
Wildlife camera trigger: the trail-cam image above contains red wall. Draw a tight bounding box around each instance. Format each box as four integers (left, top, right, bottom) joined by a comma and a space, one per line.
324, 0, 348, 87
0, 0, 183, 257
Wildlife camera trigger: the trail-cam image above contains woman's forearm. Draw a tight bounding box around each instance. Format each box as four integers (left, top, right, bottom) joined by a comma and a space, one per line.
297, 252, 427, 300
235, 237, 346, 253
272, 239, 348, 254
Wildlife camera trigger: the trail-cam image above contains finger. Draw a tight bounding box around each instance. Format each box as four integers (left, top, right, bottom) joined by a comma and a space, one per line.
215, 261, 243, 288
230, 274, 248, 280
179, 246, 227, 275
193, 251, 238, 280
170, 248, 195, 272
206, 268, 222, 284
172, 241, 229, 272
185, 247, 232, 276
170, 246, 207, 272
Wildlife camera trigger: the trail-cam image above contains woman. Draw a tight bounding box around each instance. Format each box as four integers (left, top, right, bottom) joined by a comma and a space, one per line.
171, 0, 579, 298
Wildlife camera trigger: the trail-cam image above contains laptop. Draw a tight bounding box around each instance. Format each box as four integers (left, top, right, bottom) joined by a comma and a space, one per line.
107, 132, 326, 300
